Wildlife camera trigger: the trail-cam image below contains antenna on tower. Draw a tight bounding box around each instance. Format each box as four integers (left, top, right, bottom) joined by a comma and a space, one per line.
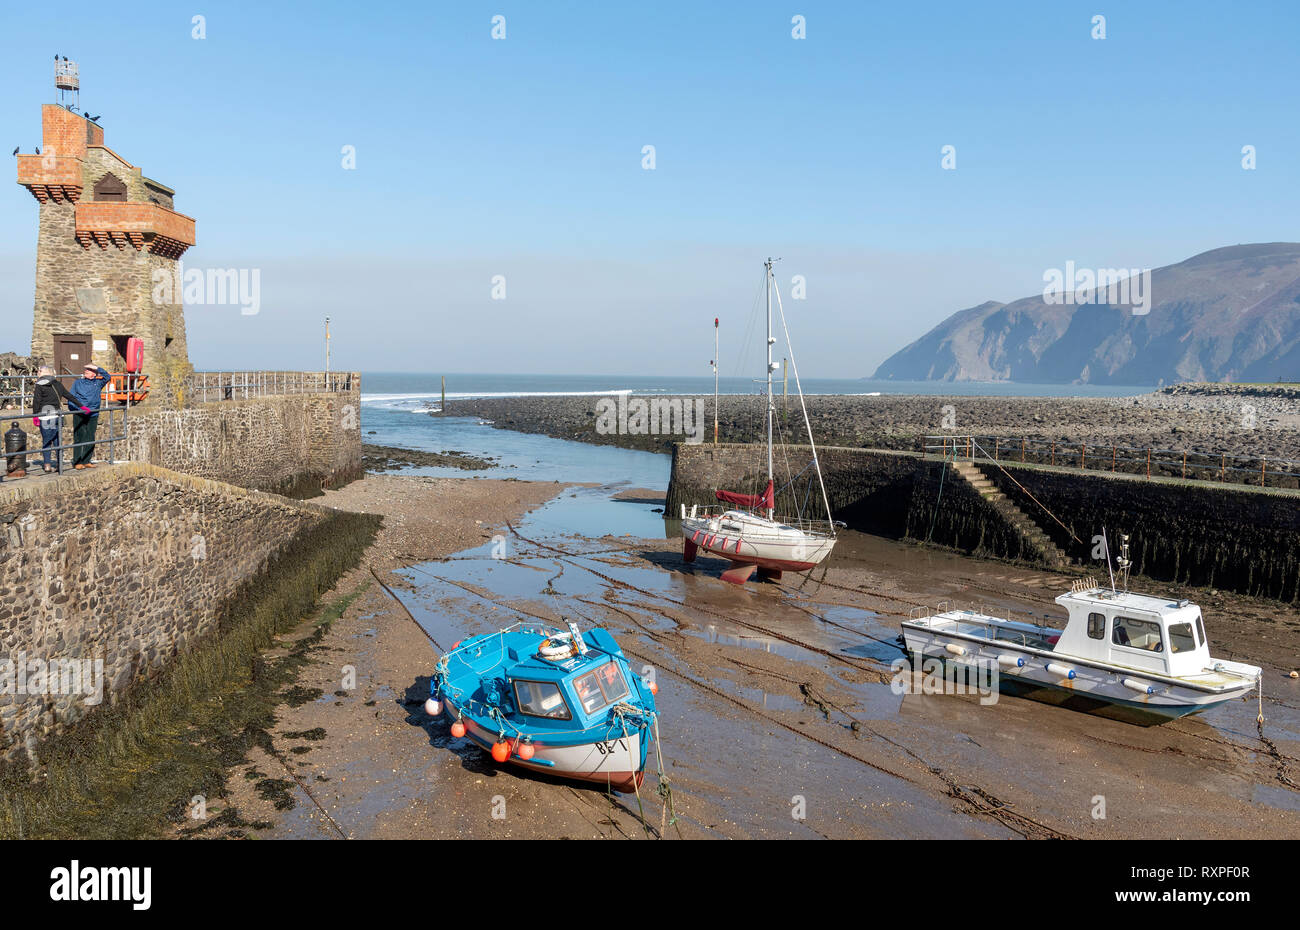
54, 56, 80, 110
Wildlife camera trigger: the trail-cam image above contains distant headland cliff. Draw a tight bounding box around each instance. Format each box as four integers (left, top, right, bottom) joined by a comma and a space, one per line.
873, 243, 1300, 385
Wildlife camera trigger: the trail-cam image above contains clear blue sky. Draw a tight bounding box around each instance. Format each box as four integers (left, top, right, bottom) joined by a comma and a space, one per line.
2, 0, 1297, 377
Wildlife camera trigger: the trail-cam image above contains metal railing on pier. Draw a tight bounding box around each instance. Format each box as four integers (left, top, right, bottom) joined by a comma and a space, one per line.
0, 404, 129, 478
185, 371, 359, 403
0, 373, 150, 412
924, 434, 1300, 490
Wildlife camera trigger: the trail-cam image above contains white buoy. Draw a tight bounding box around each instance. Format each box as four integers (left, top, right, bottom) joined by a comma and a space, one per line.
944, 643, 968, 657
1121, 678, 1154, 695
424, 697, 442, 716
1046, 662, 1077, 680
997, 654, 1026, 669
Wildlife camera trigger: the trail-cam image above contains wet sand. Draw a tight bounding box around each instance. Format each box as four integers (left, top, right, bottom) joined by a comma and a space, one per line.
202, 475, 1300, 840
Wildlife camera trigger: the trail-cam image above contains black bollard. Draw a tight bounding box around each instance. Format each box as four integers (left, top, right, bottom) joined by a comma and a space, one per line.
4, 423, 28, 478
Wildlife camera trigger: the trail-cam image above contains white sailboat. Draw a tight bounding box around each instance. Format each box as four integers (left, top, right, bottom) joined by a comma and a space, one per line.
680, 258, 838, 584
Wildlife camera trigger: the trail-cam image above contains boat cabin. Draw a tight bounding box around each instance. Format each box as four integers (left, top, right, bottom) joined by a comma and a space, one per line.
463, 627, 635, 731
1052, 585, 1211, 678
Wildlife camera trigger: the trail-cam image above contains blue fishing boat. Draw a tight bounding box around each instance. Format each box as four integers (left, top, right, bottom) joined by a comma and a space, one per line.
426, 620, 660, 792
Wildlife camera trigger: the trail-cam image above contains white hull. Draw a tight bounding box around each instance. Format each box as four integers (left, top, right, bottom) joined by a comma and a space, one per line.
682, 510, 835, 575
447, 700, 645, 791
901, 612, 1259, 722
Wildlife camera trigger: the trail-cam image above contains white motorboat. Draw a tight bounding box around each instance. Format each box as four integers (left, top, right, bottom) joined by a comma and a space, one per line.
680, 258, 838, 584
900, 539, 1261, 725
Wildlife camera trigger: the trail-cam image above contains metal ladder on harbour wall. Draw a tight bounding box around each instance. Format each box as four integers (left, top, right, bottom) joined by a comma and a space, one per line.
950, 459, 1068, 567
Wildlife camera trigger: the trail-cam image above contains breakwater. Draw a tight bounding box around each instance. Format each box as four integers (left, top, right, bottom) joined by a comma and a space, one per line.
667, 443, 1300, 601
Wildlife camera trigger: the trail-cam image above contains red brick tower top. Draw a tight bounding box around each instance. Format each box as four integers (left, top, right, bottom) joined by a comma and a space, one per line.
15, 61, 196, 404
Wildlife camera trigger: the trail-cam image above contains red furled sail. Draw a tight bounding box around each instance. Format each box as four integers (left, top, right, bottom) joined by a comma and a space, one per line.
715, 479, 774, 511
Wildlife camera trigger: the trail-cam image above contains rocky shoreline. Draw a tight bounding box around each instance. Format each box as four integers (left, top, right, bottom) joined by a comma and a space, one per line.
361, 442, 500, 473
441, 384, 1300, 462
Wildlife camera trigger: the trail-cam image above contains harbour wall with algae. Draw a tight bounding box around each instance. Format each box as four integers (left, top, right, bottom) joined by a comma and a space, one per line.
0, 463, 336, 763
666, 443, 1300, 601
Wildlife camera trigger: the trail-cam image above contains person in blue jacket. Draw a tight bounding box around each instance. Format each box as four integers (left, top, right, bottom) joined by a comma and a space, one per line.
68, 363, 111, 469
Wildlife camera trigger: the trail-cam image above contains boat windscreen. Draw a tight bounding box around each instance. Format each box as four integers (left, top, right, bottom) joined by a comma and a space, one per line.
514, 680, 571, 719
573, 662, 629, 714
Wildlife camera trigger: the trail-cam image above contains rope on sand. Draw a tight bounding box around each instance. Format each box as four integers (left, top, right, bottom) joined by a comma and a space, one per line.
370, 565, 445, 652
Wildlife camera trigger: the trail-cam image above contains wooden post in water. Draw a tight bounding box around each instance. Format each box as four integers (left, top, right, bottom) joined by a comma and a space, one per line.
441, 376, 446, 416
1081, 443, 1086, 471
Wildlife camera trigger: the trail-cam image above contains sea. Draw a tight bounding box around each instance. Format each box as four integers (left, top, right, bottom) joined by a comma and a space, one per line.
358, 371, 1147, 515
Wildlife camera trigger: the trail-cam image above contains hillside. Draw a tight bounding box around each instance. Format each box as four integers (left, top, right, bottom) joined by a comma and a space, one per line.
873, 243, 1300, 384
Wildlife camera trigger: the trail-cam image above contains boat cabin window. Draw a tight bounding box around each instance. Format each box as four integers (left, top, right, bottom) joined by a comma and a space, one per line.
1086, 612, 1106, 640
1168, 622, 1196, 654
514, 680, 571, 720
1196, 614, 1206, 648
1112, 616, 1163, 652
572, 662, 630, 714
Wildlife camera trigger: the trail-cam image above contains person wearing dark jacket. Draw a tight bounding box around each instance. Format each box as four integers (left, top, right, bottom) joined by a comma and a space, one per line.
31, 365, 87, 473
68, 364, 110, 469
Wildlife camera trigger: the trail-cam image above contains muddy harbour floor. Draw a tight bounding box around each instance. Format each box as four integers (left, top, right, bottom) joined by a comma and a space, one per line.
187, 474, 1300, 840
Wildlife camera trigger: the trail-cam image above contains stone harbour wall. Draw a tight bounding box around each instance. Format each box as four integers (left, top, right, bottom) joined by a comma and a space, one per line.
667, 442, 1300, 600
5, 384, 362, 495
984, 465, 1300, 602
123, 386, 362, 493
0, 463, 333, 761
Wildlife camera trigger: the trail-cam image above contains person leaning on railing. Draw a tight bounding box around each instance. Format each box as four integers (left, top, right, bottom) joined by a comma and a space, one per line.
31, 365, 87, 474
68, 364, 109, 470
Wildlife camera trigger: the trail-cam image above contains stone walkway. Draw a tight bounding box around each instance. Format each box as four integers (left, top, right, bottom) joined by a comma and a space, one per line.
1, 458, 123, 488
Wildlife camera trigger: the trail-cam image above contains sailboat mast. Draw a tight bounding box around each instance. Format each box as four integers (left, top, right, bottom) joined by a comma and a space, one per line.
765, 258, 774, 517
713, 317, 719, 444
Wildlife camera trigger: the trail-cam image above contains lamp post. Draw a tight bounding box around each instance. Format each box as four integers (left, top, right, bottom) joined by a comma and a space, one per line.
325, 316, 331, 388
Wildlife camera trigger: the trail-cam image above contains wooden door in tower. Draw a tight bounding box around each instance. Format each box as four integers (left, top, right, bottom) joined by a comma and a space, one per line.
53, 334, 92, 375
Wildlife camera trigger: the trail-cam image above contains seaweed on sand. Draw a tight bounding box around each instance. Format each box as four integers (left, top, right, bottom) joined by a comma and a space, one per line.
0, 509, 380, 839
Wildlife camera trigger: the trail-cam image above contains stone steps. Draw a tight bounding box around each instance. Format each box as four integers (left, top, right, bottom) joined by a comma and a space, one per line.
951, 461, 1068, 566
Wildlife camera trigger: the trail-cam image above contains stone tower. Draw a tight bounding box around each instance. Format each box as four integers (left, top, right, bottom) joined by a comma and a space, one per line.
16, 72, 195, 406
